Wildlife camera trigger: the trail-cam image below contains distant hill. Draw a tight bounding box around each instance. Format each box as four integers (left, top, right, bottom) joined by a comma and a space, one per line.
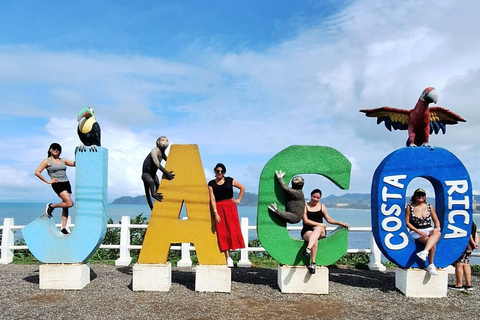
113, 192, 477, 210
234, 191, 258, 206
322, 193, 370, 209
112, 195, 147, 205
112, 191, 258, 206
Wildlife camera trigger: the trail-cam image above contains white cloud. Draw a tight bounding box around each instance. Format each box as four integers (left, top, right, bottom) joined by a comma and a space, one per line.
1, 0, 480, 202
0, 166, 34, 189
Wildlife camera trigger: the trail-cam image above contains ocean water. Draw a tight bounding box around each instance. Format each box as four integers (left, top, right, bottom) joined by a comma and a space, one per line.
2, 203, 479, 263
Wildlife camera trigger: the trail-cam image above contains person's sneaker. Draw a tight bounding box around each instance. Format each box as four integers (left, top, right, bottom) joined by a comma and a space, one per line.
226, 257, 234, 268
416, 250, 428, 262
60, 228, 70, 235
307, 263, 316, 274
450, 286, 465, 291
426, 264, 438, 276
45, 203, 54, 217
303, 248, 311, 258
465, 285, 474, 291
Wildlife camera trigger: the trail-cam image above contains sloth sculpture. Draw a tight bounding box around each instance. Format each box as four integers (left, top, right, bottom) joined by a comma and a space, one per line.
268, 170, 305, 224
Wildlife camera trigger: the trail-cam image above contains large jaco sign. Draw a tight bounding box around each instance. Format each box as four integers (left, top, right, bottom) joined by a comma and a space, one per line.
257, 145, 350, 266
139, 144, 350, 266
371, 147, 472, 268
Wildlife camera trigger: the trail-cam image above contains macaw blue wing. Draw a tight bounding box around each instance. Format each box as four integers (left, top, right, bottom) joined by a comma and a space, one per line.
430, 121, 446, 135
429, 106, 466, 135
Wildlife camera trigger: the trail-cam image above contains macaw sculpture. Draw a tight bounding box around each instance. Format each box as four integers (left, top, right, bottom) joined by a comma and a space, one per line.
360, 87, 466, 147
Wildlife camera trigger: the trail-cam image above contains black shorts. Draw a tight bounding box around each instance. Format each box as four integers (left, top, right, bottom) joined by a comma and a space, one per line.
51, 181, 72, 196
456, 250, 473, 264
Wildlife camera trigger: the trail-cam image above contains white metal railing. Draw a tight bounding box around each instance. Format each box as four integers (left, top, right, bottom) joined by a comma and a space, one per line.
1, 216, 379, 268
3, 215, 477, 269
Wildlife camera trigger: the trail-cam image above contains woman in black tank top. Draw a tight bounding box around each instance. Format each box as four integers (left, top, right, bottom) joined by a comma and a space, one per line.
208, 163, 246, 267
405, 188, 441, 275
302, 189, 349, 274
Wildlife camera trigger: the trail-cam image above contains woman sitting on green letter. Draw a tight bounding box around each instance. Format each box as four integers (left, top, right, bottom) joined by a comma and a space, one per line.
301, 189, 349, 274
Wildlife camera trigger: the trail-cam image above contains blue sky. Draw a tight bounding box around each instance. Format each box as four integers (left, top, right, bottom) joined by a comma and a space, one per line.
1, 0, 480, 203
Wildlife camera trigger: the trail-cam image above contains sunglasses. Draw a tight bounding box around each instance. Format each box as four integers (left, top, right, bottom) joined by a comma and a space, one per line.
416, 194, 426, 197
215, 169, 224, 174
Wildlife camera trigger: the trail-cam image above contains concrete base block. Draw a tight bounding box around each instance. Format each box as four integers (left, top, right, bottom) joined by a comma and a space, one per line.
133, 263, 171, 291
395, 267, 448, 297
195, 265, 231, 293
277, 265, 329, 294
39, 264, 90, 290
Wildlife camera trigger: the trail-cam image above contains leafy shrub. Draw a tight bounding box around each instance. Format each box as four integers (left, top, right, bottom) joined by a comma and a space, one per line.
246, 239, 277, 268
129, 213, 148, 261
247, 239, 271, 259
471, 264, 480, 274
88, 213, 194, 266
13, 238, 40, 264
383, 261, 397, 269
89, 213, 149, 263
88, 218, 120, 263
333, 252, 370, 269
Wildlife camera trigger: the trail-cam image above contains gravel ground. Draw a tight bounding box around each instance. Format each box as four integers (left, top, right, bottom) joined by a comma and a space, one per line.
1, 264, 479, 320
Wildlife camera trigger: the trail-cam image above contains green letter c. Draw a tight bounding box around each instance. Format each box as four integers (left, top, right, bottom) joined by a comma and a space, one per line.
257, 145, 351, 266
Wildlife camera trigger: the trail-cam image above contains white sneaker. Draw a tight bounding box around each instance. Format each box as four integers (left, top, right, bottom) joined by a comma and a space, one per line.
226, 257, 234, 268
426, 264, 438, 276
416, 250, 428, 262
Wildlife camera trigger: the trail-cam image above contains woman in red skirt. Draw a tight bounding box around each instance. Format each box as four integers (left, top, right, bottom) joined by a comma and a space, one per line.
208, 163, 245, 267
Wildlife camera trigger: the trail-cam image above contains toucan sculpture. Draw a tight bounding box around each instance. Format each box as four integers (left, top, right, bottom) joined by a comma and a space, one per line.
77, 107, 101, 151
360, 87, 466, 147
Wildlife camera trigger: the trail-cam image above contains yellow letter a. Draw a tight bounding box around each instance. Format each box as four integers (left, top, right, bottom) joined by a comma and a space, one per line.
138, 144, 225, 265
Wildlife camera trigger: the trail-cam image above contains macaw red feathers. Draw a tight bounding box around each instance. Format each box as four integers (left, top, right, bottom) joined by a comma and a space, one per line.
359, 87, 466, 146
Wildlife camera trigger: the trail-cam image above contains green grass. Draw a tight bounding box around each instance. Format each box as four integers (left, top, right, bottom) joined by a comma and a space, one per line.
9, 250, 480, 274
12, 256, 42, 265
332, 252, 370, 269
248, 255, 278, 268
383, 261, 397, 269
